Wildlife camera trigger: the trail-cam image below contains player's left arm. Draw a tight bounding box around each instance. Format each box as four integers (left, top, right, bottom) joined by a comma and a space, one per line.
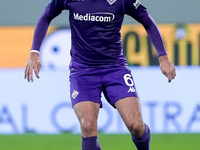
124, 0, 176, 82
137, 10, 176, 82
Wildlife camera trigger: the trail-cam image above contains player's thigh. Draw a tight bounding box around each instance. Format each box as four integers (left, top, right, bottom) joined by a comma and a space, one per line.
115, 97, 144, 128
73, 101, 100, 125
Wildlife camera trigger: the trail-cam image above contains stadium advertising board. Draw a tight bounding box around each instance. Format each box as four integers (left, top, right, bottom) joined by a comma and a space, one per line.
0, 26, 55, 68
0, 67, 200, 134
0, 24, 200, 68
121, 24, 200, 66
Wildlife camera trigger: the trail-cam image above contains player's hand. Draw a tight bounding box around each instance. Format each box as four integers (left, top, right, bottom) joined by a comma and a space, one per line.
24, 52, 42, 82
159, 55, 176, 83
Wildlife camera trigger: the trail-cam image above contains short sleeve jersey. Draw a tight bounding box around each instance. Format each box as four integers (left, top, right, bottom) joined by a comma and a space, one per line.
42, 0, 151, 68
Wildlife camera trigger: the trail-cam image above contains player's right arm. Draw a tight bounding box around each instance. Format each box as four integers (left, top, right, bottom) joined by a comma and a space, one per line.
24, 0, 66, 82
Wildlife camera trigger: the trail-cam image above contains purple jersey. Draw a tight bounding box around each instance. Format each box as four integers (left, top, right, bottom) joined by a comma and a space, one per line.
31, 0, 167, 68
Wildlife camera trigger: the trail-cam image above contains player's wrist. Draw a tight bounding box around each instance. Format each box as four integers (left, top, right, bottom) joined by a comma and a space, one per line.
159, 55, 168, 63
30, 50, 40, 54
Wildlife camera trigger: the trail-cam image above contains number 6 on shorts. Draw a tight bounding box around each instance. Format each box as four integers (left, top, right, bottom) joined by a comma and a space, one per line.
123, 74, 134, 87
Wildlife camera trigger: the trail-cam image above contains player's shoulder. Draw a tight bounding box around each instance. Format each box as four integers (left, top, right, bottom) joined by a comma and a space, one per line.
122, 0, 141, 8
48, 0, 69, 9
123, 0, 147, 14
49, 0, 68, 5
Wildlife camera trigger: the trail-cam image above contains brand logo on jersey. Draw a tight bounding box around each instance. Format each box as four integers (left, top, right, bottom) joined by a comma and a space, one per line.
71, 90, 79, 99
128, 87, 135, 93
107, 0, 117, 5
133, 0, 141, 9
73, 12, 115, 22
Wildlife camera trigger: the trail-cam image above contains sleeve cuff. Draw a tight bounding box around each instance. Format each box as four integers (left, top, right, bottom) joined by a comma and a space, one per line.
30, 50, 40, 54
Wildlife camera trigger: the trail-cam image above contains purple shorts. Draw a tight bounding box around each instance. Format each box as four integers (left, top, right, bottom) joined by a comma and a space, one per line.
69, 67, 139, 108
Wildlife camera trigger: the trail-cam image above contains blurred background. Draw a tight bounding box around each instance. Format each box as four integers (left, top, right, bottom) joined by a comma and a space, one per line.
0, 0, 200, 149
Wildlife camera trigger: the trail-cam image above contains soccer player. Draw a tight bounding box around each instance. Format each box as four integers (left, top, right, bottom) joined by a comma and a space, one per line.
24, 0, 176, 149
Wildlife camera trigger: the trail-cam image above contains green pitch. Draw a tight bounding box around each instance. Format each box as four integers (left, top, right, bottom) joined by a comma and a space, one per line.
0, 133, 200, 150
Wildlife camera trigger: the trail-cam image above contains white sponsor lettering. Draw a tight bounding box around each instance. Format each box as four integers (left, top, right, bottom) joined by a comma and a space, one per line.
73, 12, 115, 22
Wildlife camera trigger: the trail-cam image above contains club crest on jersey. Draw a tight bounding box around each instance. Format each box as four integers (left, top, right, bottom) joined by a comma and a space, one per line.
133, 0, 141, 9
107, 0, 117, 5
71, 90, 79, 99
